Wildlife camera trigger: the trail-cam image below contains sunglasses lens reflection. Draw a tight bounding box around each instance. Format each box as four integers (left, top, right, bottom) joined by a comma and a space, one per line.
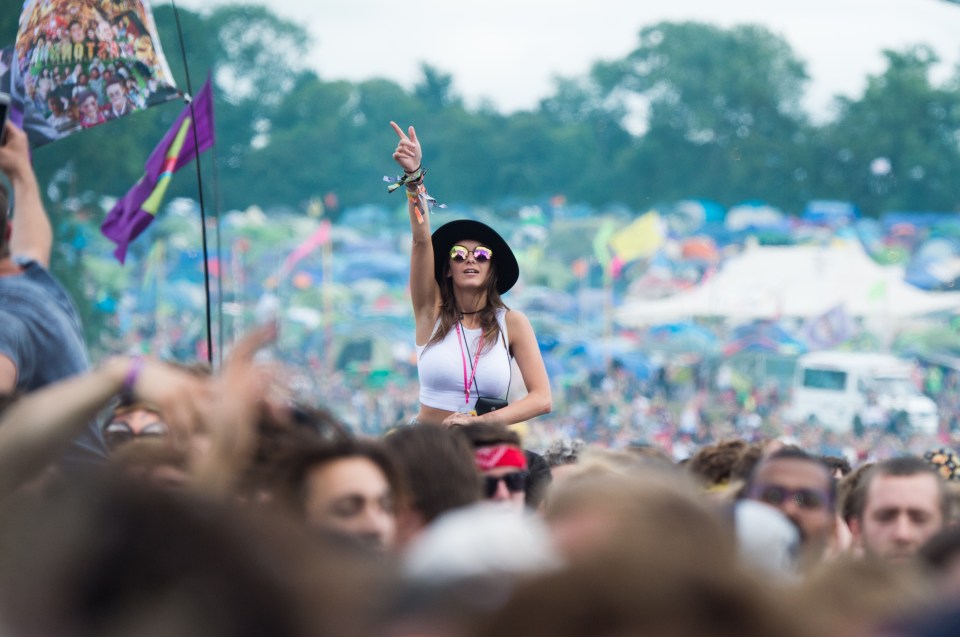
449, 245, 493, 262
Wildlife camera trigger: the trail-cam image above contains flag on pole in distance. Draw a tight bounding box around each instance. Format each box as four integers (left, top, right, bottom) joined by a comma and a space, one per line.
100, 78, 216, 263
281, 220, 332, 276
609, 211, 665, 263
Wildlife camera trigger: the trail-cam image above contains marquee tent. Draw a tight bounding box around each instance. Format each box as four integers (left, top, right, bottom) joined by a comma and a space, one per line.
616, 242, 960, 326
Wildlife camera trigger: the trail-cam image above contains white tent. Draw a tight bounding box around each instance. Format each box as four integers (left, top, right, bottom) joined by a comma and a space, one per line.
616, 242, 960, 326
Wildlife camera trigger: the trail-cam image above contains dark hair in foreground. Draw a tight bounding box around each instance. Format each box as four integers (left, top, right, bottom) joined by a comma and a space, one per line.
277, 437, 404, 516
383, 425, 481, 523
455, 422, 521, 449
0, 479, 349, 637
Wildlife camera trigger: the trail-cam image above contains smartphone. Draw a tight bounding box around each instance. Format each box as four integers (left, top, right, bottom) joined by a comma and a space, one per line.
0, 92, 9, 146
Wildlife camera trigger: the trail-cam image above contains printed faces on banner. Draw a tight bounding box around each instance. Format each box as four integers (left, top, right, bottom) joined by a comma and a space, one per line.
9, 0, 179, 147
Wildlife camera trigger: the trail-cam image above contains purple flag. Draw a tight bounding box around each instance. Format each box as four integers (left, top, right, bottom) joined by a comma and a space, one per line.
101, 79, 215, 263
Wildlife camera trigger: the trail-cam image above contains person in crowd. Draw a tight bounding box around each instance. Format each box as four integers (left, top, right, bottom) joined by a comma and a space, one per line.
76, 89, 105, 128
456, 423, 529, 511
45, 93, 78, 133
280, 437, 402, 553
741, 447, 836, 566
543, 437, 585, 483
545, 463, 727, 565
790, 557, 935, 636
476, 538, 811, 637
0, 354, 213, 500
0, 477, 387, 637
524, 450, 552, 511
382, 424, 481, 547
88, 66, 104, 101
107, 439, 192, 490
919, 526, 960, 600
687, 438, 748, 499
389, 121, 551, 427
848, 456, 946, 562
102, 76, 135, 119
102, 401, 168, 452
0, 122, 107, 464
820, 454, 852, 478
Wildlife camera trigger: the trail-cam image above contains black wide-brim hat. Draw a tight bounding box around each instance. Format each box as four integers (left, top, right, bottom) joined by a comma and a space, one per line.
431, 219, 519, 295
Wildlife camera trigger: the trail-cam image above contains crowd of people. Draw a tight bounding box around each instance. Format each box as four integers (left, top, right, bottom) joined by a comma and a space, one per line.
3, 118, 960, 636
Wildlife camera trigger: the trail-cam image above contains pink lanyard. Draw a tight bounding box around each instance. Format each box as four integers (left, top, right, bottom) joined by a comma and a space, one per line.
455, 322, 484, 406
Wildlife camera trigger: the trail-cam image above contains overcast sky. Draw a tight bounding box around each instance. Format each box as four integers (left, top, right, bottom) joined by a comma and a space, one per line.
176, 0, 960, 120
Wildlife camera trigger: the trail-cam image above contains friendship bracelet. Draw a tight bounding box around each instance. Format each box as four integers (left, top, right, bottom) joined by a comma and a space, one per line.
384, 167, 425, 192
408, 183, 426, 224
120, 356, 145, 403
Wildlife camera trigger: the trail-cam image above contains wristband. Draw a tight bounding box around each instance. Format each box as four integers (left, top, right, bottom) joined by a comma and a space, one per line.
385, 167, 425, 192
121, 356, 145, 403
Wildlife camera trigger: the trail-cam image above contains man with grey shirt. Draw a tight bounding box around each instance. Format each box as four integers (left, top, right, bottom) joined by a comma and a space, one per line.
0, 121, 107, 464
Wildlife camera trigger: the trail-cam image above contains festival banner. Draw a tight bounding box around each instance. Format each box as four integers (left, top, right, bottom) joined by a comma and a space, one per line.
11, 0, 179, 147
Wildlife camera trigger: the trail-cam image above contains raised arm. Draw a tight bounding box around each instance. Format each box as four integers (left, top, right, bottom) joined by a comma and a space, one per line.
0, 122, 52, 268
390, 121, 439, 337
0, 356, 213, 499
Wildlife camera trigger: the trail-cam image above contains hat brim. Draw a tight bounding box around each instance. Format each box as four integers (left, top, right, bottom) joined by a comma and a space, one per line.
431, 220, 519, 295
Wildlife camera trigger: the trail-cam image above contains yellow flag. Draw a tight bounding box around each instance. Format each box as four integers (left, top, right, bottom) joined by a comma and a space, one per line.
609, 211, 664, 262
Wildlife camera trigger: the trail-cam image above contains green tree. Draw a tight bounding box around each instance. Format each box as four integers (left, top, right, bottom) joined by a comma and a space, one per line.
590, 22, 813, 211
812, 46, 960, 216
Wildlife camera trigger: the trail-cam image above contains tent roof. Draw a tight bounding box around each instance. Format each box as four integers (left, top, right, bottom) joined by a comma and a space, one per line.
616, 241, 960, 326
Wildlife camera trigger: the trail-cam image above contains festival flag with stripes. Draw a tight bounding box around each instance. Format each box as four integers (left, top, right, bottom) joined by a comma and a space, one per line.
101, 79, 215, 263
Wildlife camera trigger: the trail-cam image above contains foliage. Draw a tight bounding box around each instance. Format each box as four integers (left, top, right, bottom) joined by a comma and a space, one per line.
4, 3, 958, 355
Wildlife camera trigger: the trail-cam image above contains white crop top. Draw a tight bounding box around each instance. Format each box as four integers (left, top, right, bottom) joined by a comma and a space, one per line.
417, 308, 512, 412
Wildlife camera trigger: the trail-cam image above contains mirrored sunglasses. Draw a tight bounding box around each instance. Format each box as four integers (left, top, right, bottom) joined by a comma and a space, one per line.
449, 245, 493, 263
750, 484, 830, 510
484, 471, 527, 498
103, 421, 169, 451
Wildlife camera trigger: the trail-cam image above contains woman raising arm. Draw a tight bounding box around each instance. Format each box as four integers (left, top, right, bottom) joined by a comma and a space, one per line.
390, 121, 552, 427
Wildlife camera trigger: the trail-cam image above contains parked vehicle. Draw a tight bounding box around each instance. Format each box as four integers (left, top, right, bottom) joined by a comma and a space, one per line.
786, 351, 938, 435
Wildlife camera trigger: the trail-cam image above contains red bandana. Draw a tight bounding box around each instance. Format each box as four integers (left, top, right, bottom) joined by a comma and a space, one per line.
474, 444, 527, 471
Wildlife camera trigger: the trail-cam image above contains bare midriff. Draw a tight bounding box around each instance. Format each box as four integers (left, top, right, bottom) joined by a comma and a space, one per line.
416, 404, 457, 426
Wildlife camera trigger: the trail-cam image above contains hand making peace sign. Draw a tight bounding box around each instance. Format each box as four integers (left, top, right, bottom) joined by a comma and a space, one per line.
390, 121, 422, 174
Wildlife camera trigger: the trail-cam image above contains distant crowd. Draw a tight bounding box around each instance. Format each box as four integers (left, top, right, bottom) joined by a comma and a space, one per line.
5, 114, 960, 637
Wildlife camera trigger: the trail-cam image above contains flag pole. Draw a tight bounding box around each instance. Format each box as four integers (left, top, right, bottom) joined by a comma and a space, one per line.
170, 0, 215, 365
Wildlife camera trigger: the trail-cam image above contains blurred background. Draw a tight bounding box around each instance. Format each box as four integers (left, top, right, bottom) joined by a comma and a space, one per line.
3, 1, 960, 457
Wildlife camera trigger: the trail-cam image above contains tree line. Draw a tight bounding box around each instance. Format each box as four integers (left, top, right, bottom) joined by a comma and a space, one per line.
3, 5, 960, 222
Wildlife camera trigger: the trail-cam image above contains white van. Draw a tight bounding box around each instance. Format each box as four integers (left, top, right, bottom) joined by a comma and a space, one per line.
786, 351, 938, 435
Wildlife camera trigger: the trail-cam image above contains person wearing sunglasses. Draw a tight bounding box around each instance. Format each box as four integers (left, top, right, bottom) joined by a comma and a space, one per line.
742, 447, 836, 567
102, 402, 169, 452
458, 422, 529, 511
390, 121, 552, 427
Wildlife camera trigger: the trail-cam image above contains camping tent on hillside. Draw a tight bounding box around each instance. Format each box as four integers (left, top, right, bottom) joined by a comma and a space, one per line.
616, 241, 960, 327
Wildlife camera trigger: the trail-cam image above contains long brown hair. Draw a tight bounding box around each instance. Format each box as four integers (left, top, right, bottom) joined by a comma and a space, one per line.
425, 258, 510, 354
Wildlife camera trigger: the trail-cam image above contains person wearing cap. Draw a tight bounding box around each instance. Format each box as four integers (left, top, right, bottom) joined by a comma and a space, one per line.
389, 121, 552, 427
